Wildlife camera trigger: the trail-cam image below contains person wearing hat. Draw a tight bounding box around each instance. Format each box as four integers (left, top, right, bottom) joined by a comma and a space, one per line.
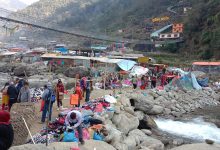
40, 82, 55, 123
0, 110, 14, 150
56, 79, 65, 111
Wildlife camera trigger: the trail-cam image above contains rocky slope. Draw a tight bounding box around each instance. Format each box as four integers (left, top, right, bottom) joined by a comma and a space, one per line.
10, 0, 177, 41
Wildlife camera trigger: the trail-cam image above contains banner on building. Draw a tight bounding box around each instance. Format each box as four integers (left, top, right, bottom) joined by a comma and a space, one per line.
152, 16, 170, 23
172, 23, 184, 33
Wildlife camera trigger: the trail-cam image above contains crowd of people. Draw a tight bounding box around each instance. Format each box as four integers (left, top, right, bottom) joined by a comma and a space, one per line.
0, 67, 181, 149
1, 78, 30, 111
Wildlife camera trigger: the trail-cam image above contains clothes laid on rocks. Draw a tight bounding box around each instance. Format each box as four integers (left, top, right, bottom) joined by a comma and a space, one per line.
18, 87, 31, 102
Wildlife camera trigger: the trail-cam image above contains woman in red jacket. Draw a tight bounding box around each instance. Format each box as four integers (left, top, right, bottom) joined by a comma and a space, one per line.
75, 82, 83, 107
56, 79, 65, 111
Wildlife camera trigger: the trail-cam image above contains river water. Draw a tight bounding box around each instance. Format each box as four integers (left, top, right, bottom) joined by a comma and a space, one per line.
155, 117, 220, 143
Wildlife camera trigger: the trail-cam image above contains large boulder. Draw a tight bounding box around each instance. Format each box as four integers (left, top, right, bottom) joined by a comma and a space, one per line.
64, 67, 89, 78
141, 136, 164, 150
148, 105, 164, 115
138, 115, 158, 129
170, 143, 220, 150
112, 112, 139, 134
80, 140, 116, 150
130, 94, 154, 113
10, 142, 78, 150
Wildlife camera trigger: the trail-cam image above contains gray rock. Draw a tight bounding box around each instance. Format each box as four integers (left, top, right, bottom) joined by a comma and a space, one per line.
164, 108, 171, 115
64, 66, 89, 78
170, 143, 220, 150
157, 90, 167, 96
133, 96, 154, 113
112, 112, 139, 134
124, 107, 135, 115
114, 106, 121, 114
80, 140, 116, 150
123, 135, 137, 150
149, 105, 164, 115
141, 129, 152, 136
139, 115, 158, 129
171, 111, 182, 117
173, 139, 184, 146
120, 97, 131, 107
134, 111, 145, 120
141, 136, 164, 150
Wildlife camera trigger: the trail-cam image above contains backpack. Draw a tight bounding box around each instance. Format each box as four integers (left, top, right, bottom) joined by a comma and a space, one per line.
47, 89, 56, 103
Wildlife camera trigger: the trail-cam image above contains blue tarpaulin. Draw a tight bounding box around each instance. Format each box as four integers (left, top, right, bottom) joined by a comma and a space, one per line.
117, 60, 137, 71
197, 77, 209, 87
55, 47, 68, 54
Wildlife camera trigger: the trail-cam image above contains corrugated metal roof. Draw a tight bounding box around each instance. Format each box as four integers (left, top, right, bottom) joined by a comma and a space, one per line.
0, 51, 18, 56
193, 62, 220, 66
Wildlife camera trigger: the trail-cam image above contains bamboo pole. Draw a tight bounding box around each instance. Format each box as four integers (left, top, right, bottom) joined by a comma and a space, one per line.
22, 117, 35, 144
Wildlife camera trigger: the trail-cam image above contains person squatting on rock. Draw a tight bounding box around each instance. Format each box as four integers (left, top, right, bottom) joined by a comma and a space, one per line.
17, 81, 31, 103
0, 110, 14, 150
7, 82, 18, 111
1, 82, 10, 111
40, 83, 55, 123
65, 110, 85, 145
56, 79, 64, 111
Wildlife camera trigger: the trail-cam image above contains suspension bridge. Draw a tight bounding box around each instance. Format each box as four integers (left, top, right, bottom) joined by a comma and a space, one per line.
0, 7, 184, 45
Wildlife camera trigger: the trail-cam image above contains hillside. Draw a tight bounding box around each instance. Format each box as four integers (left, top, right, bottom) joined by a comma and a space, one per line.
14, 0, 177, 40
3, 0, 220, 60
183, 0, 220, 60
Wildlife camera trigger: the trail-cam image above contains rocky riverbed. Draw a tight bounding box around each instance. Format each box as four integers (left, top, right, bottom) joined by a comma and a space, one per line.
3, 62, 220, 150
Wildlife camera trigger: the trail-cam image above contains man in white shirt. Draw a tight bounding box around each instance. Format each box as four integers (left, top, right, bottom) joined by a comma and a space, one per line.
65, 110, 84, 144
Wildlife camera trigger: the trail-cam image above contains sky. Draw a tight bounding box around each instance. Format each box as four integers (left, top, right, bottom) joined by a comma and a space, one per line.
20, 0, 39, 5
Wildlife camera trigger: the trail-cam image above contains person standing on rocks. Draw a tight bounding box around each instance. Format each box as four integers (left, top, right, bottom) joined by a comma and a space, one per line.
7, 82, 18, 111
56, 79, 64, 111
40, 83, 55, 123
65, 110, 85, 145
132, 75, 138, 89
0, 110, 14, 150
17, 81, 31, 103
80, 77, 87, 97
15, 78, 24, 95
1, 82, 10, 111
85, 77, 91, 102
75, 82, 83, 107
151, 74, 157, 89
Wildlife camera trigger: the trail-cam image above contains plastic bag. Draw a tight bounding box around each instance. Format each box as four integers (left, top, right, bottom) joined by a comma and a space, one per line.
93, 132, 103, 141
70, 94, 79, 105
63, 131, 78, 142
75, 128, 90, 140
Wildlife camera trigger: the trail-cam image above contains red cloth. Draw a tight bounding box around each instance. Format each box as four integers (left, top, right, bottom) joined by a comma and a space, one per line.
40, 100, 45, 112
75, 86, 83, 100
0, 110, 10, 125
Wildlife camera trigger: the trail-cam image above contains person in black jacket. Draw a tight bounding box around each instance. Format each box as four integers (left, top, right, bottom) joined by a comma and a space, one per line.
0, 110, 14, 150
7, 82, 18, 111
